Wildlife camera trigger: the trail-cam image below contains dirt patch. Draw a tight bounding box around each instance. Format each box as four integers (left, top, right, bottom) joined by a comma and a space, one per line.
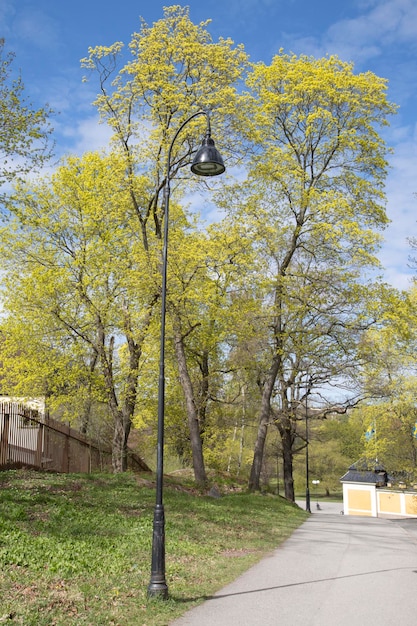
220, 548, 259, 558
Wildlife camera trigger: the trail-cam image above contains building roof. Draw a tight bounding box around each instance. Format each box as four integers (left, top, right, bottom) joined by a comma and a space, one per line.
340, 459, 388, 486
340, 469, 384, 484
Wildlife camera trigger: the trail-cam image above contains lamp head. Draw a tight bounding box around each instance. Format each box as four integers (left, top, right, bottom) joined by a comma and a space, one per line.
191, 133, 225, 177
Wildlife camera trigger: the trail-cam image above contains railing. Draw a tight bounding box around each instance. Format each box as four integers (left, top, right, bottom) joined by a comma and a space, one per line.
0, 402, 150, 474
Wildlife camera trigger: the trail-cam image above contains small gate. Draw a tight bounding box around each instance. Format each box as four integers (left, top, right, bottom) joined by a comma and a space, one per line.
0, 402, 43, 468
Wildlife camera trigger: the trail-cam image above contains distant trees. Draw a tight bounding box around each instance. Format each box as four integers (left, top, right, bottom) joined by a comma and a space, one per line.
302, 285, 417, 491
355, 287, 417, 476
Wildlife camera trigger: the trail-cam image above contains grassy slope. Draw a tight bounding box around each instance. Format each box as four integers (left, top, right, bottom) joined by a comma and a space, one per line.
0, 470, 308, 625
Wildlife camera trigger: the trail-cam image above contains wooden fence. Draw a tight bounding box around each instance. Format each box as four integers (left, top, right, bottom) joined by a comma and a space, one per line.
0, 401, 150, 474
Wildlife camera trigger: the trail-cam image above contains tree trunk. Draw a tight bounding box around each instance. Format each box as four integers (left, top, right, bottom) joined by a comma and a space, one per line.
112, 413, 131, 472
96, 296, 155, 473
281, 425, 295, 501
249, 413, 269, 491
197, 348, 209, 434
79, 350, 99, 435
174, 324, 207, 485
248, 356, 280, 491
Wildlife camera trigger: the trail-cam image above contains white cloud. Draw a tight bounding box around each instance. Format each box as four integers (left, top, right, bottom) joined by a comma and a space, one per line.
71, 117, 113, 155
322, 0, 417, 62
282, 0, 417, 65
378, 122, 417, 288
54, 114, 113, 157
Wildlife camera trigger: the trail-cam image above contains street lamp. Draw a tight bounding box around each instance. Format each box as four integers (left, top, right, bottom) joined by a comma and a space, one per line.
148, 111, 225, 599
312, 479, 320, 508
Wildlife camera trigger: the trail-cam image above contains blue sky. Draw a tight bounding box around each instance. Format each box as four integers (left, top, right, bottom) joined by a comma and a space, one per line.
2, 0, 417, 289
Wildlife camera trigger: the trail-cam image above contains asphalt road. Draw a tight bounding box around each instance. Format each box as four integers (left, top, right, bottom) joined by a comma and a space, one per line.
170, 502, 417, 625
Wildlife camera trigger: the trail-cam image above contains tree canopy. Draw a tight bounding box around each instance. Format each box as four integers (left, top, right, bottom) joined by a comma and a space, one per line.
0, 10, 408, 492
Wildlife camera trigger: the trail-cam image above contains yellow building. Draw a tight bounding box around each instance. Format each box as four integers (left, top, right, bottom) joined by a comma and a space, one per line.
340, 461, 417, 518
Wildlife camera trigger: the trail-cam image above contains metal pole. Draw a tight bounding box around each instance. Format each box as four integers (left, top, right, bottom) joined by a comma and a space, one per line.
305, 395, 311, 513
147, 178, 170, 599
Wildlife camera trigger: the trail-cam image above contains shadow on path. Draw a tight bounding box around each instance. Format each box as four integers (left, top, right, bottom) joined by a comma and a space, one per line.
173, 565, 417, 603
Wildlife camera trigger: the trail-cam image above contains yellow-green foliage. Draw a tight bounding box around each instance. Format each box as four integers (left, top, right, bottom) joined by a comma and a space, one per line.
0, 40, 53, 188
0, 12, 403, 486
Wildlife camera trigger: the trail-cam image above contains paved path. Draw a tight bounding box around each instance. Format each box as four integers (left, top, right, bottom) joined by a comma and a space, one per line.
170, 503, 417, 625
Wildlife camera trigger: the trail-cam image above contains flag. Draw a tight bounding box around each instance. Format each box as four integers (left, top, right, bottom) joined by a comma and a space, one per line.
365, 425, 375, 441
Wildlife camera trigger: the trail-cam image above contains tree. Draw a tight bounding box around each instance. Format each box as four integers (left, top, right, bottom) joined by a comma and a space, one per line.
168, 227, 220, 485
1, 7, 248, 477
0, 152, 157, 471
80, 5, 247, 245
131, 212, 249, 484
218, 52, 396, 498
79, 6, 247, 478
167, 216, 249, 483
0, 39, 53, 194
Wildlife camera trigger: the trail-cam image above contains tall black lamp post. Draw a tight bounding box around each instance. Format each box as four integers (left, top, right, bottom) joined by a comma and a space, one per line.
148, 111, 225, 599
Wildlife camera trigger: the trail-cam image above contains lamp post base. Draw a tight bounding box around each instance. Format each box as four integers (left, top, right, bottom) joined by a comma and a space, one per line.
147, 581, 169, 600
306, 488, 311, 513
148, 504, 169, 599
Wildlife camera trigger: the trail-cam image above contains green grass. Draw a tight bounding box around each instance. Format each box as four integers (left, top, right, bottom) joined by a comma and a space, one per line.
0, 470, 308, 625
295, 491, 343, 502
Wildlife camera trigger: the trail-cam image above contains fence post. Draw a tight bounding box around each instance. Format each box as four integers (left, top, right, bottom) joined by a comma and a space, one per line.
62, 425, 70, 473
34, 422, 44, 468
0, 412, 10, 467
